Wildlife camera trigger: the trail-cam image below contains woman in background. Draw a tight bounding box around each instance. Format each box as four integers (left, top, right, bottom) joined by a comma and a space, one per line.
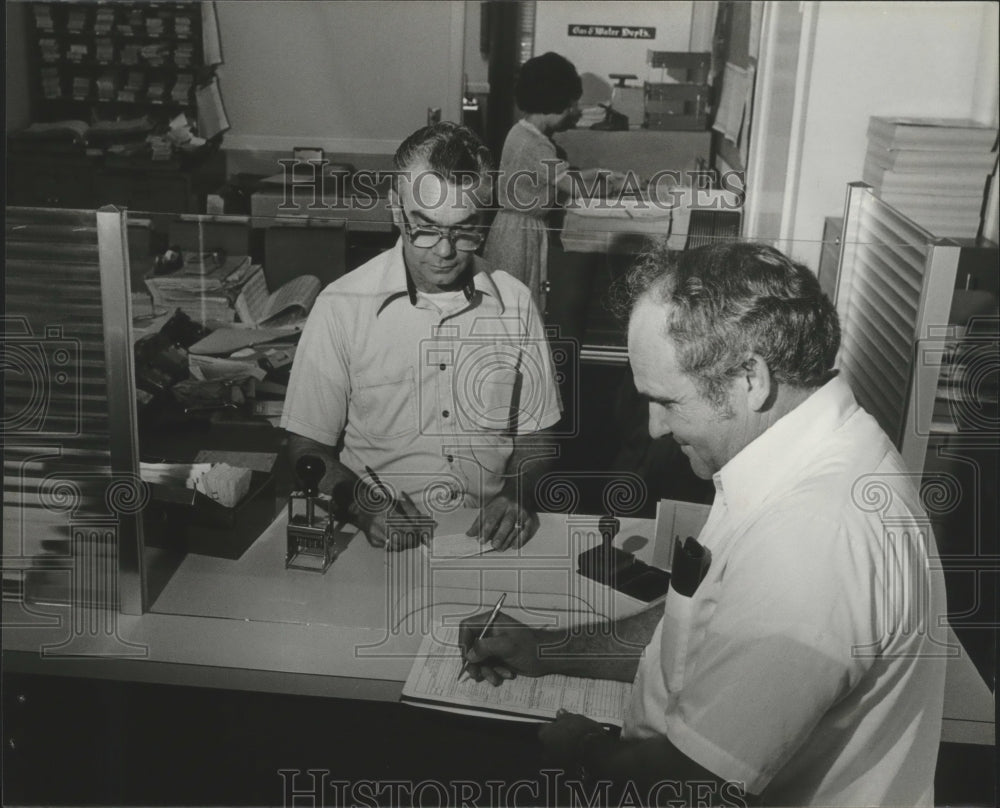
485, 52, 623, 313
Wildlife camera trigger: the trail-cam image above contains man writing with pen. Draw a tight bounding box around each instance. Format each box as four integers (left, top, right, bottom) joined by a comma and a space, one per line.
281, 122, 562, 551
458, 242, 946, 806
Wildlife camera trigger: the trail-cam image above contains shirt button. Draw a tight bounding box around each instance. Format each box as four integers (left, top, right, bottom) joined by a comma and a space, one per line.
439, 363, 446, 371
446, 454, 454, 463
442, 410, 450, 418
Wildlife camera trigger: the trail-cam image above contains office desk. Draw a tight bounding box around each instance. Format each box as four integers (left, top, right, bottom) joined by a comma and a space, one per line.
250, 183, 395, 232
222, 148, 396, 233
149, 511, 656, 684
3, 512, 994, 746
560, 206, 676, 255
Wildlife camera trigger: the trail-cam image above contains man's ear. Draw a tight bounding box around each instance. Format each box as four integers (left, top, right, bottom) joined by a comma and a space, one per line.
743, 354, 772, 412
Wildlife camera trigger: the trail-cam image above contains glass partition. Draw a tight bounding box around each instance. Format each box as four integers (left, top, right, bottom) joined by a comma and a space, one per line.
117, 199, 739, 624
8, 195, 991, 709
126, 207, 389, 614
4, 206, 144, 625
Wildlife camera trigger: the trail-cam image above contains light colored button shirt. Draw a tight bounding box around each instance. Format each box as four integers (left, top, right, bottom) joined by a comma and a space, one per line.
281, 239, 562, 507
624, 377, 947, 806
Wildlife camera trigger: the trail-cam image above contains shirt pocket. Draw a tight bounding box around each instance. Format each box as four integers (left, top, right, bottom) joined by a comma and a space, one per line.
660, 588, 696, 694
462, 367, 519, 431
351, 369, 418, 440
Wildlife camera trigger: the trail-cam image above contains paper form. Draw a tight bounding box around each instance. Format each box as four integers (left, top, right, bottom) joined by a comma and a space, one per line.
422, 532, 494, 559
418, 507, 496, 560
712, 62, 753, 145
401, 625, 632, 727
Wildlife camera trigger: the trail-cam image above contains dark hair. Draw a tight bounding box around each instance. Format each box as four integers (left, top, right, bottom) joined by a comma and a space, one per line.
393, 121, 493, 182
515, 52, 582, 114
616, 241, 841, 406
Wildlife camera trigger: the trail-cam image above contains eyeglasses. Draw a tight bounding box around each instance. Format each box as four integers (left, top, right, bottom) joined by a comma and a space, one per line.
399, 208, 484, 252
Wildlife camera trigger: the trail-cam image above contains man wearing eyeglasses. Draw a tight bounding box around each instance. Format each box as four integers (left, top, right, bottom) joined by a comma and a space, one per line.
281, 122, 562, 551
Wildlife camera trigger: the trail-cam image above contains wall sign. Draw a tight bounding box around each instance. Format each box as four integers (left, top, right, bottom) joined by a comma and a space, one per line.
567, 24, 656, 39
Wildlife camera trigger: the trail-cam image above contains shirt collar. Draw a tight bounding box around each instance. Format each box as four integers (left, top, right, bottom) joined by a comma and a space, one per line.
714, 375, 857, 518
375, 238, 504, 316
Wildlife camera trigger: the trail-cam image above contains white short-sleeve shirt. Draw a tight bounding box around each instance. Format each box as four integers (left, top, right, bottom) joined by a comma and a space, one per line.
280, 239, 563, 506
624, 377, 948, 806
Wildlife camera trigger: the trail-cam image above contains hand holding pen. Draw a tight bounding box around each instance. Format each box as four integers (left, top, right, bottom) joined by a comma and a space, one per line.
362, 465, 430, 551
457, 597, 549, 686
457, 593, 506, 682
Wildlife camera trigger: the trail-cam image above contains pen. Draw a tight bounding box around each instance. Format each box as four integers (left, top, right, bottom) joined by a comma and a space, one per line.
458, 592, 507, 682
364, 464, 411, 515
364, 464, 392, 499
364, 465, 422, 550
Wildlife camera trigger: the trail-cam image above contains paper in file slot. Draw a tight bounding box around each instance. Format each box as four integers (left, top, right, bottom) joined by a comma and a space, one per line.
670, 536, 711, 597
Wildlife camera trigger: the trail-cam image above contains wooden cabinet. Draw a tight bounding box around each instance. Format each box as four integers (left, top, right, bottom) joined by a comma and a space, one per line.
7, 154, 94, 208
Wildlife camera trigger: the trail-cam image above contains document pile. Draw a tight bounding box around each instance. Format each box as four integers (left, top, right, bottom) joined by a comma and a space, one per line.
140, 461, 252, 509
234, 267, 321, 328
144, 253, 255, 326
864, 116, 998, 239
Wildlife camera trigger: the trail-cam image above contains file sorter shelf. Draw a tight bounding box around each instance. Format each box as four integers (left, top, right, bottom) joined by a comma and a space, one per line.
28, 1, 222, 125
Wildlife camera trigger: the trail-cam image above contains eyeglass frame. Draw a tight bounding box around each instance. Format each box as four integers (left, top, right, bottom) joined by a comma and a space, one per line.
397, 206, 485, 252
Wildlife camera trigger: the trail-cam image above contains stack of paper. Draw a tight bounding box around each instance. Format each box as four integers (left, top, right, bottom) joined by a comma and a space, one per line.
186, 326, 298, 390
139, 461, 252, 508
41, 67, 61, 100
94, 6, 114, 35
144, 254, 254, 326
864, 117, 998, 239
191, 463, 252, 508
233, 267, 320, 328
33, 4, 55, 31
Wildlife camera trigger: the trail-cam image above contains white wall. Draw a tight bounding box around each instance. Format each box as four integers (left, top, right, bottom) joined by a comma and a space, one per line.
782, 1, 998, 269
215, 0, 464, 153
533, 0, 694, 101
463, 0, 489, 92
